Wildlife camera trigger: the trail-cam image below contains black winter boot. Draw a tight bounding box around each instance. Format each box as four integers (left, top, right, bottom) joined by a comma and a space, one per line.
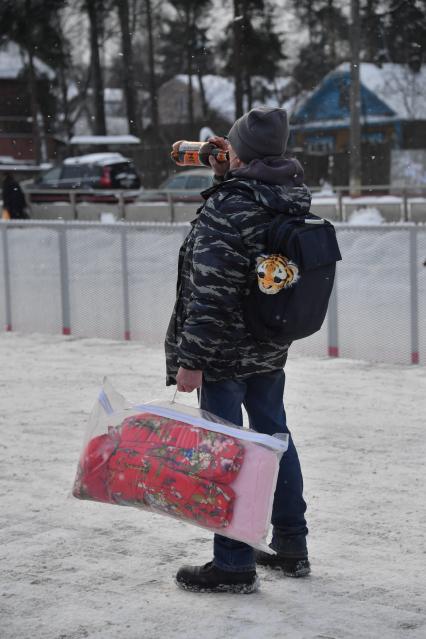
175, 561, 259, 594
255, 535, 310, 577
255, 550, 311, 577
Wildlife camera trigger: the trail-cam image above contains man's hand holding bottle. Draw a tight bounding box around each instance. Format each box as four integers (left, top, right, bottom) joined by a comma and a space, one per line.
208, 136, 230, 177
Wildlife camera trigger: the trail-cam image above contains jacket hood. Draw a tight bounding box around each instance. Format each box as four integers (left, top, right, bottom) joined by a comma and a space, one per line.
228, 156, 312, 215
232, 156, 304, 186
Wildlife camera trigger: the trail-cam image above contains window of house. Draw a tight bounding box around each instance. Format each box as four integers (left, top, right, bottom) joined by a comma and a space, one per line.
306, 135, 335, 154
362, 131, 385, 144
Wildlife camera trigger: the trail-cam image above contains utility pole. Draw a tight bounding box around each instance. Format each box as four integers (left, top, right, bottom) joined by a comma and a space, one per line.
349, 0, 362, 196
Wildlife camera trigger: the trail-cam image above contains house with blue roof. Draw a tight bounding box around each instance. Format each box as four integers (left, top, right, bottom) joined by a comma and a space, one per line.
289, 63, 426, 185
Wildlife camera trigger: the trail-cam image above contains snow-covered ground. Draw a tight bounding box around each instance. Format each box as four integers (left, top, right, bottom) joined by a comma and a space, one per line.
1, 333, 425, 639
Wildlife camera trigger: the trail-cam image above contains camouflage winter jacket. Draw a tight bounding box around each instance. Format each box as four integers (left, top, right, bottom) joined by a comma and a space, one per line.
165, 157, 312, 385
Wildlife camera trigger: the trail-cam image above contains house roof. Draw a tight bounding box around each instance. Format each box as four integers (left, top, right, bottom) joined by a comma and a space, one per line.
292, 63, 426, 129
337, 62, 426, 120
0, 41, 55, 80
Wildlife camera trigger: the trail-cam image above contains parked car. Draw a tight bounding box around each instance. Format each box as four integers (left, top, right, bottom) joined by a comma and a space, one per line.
159, 169, 213, 191
138, 169, 213, 202
25, 153, 141, 204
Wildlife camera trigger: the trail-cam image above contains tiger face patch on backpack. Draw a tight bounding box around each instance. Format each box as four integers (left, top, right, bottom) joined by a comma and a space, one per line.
256, 254, 299, 295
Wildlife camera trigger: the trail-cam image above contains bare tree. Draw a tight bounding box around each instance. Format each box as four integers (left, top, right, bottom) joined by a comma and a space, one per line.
145, 0, 159, 136
164, 1, 211, 135
116, 0, 140, 136
25, 0, 42, 163
86, 0, 107, 135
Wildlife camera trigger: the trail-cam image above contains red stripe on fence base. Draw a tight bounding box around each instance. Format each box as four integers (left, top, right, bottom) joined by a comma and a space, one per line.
63, 327, 71, 336
412, 352, 419, 365
6, 324, 12, 332
328, 346, 339, 358
124, 330, 131, 341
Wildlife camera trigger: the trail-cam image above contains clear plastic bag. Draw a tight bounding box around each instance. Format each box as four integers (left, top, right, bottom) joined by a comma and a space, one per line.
73, 379, 288, 553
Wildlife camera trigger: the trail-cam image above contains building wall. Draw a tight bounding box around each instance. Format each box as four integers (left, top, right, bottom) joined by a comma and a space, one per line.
0, 136, 34, 160
0, 78, 60, 162
0, 79, 30, 118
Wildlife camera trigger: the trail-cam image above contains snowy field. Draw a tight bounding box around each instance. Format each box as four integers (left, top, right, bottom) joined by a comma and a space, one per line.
1, 333, 426, 639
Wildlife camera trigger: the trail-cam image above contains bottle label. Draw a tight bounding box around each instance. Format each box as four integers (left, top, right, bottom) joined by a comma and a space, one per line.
180, 151, 202, 166
177, 142, 203, 166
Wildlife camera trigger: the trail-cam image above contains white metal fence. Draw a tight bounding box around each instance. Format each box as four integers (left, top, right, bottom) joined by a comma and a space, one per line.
20, 186, 426, 224
1, 220, 425, 366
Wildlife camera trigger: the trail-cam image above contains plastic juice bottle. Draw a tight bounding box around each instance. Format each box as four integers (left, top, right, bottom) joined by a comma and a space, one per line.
171, 140, 229, 167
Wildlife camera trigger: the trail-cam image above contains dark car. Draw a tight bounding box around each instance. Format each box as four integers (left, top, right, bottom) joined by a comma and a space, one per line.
27, 153, 141, 204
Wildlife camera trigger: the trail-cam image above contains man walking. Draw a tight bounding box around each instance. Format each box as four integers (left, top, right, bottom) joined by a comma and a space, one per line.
165, 106, 311, 593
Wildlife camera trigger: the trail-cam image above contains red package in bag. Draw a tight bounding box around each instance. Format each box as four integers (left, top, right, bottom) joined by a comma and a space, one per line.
73, 430, 119, 503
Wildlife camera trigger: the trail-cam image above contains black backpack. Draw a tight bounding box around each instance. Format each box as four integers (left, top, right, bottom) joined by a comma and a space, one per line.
243, 212, 342, 343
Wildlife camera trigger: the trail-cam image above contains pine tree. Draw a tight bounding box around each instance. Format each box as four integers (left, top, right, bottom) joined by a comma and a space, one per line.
291, 0, 349, 90
384, 0, 426, 72
85, 0, 107, 135
220, 0, 284, 116
243, 4, 284, 108
0, 0, 69, 162
116, 0, 140, 136
145, 0, 159, 137
360, 0, 387, 64
291, 0, 318, 44
159, 0, 213, 134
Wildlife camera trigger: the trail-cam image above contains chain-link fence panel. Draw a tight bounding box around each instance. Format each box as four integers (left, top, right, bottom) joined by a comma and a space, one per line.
0, 228, 6, 331
337, 227, 412, 364
418, 228, 426, 366
1, 221, 425, 367
66, 226, 124, 340
127, 225, 187, 343
7, 226, 62, 334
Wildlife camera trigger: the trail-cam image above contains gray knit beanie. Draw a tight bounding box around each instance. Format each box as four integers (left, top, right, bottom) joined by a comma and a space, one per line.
227, 106, 289, 164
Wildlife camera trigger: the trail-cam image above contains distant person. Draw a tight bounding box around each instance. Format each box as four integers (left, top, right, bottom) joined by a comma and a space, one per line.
2, 173, 29, 219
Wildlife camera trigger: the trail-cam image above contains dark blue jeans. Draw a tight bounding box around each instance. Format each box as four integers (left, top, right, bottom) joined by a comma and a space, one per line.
199, 369, 308, 572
